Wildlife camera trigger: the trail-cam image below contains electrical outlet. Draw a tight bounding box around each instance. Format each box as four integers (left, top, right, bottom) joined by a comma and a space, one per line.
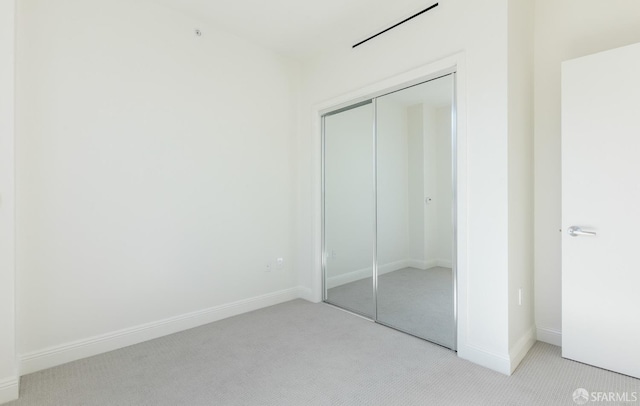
518, 288, 523, 306
266, 262, 273, 272
276, 257, 284, 270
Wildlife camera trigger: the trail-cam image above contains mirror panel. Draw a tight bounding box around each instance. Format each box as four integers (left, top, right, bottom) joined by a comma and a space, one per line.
375, 75, 455, 347
323, 102, 375, 318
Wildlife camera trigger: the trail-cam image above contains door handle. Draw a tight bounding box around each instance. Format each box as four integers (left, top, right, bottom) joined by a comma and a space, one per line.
567, 226, 597, 237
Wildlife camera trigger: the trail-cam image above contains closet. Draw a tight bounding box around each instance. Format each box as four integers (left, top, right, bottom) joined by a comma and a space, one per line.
322, 73, 457, 349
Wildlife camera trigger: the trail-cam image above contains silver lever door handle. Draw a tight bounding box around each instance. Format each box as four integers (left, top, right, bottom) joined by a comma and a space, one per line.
568, 226, 596, 237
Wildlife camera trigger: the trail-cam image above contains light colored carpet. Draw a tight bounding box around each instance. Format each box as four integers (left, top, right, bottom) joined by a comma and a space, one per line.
8, 299, 640, 406
327, 267, 454, 347
326, 274, 374, 317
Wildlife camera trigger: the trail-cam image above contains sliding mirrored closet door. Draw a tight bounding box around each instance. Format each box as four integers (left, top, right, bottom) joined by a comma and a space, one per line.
322, 73, 456, 350
376, 76, 455, 347
323, 101, 375, 318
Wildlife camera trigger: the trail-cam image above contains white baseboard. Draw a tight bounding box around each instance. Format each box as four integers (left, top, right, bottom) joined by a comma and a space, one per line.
19, 286, 307, 376
297, 286, 315, 302
0, 377, 19, 405
509, 326, 536, 374
458, 327, 536, 376
436, 259, 453, 268
457, 343, 511, 375
406, 259, 452, 270
325, 267, 371, 289
536, 327, 562, 347
378, 260, 409, 275
325, 260, 408, 289
326, 258, 454, 289
407, 259, 429, 269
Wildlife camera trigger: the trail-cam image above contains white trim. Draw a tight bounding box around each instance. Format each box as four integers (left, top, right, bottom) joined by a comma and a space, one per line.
326, 267, 372, 289
0, 377, 19, 404
457, 343, 511, 375
327, 259, 454, 289
378, 259, 400, 275
19, 287, 307, 376
315, 57, 460, 116
509, 326, 537, 374
377, 260, 408, 275
326, 260, 408, 289
537, 326, 562, 347
436, 259, 453, 268
406, 259, 430, 269
407, 259, 453, 269
458, 326, 536, 376
297, 286, 316, 303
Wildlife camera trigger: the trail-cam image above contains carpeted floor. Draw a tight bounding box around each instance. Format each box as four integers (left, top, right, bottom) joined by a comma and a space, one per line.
8, 300, 640, 406
327, 267, 454, 347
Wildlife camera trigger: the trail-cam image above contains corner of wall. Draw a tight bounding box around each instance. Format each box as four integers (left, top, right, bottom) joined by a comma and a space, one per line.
0, 377, 19, 405
506, 0, 535, 372
296, 286, 317, 303
0, 0, 19, 403
508, 325, 536, 374
457, 324, 536, 376
457, 343, 512, 376
536, 326, 561, 346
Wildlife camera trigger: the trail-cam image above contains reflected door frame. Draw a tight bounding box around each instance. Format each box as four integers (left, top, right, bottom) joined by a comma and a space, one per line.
316, 54, 465, 352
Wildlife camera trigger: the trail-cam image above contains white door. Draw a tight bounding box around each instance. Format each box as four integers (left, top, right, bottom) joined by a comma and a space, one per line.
562, 42, 640, 379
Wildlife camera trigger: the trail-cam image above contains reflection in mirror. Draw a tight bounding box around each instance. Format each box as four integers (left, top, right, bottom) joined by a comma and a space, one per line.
376, 75, 455, 348
323, 102, 374, 318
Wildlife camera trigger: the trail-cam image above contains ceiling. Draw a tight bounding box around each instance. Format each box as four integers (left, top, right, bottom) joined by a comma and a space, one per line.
150, 0, 436, 58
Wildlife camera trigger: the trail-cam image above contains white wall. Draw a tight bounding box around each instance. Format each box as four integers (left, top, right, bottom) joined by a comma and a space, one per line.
534, 0, 640, 345
324, 104, 374, 286
0, 0, 19, 402
507, 0, 536, 371
377, 99, 410, 268
422, 105, 439, 267
433, 106, 453, 266
407, 105, 425, 265
15, 0, 300, 373
422, 104, 453, 268
296, 0, 524, 374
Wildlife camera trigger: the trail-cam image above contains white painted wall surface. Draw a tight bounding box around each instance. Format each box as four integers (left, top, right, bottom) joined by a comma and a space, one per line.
507, 0, 535, 371
376, 100, 410, 269
422, 104, 453, 268
422, 106, 439, 266
534, 0, 640, 345
407, 105, 425, 265
296, 0, 516, 373
433, 106, 453, 266
16, 0, 298, 366
0, 0, 19, 402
